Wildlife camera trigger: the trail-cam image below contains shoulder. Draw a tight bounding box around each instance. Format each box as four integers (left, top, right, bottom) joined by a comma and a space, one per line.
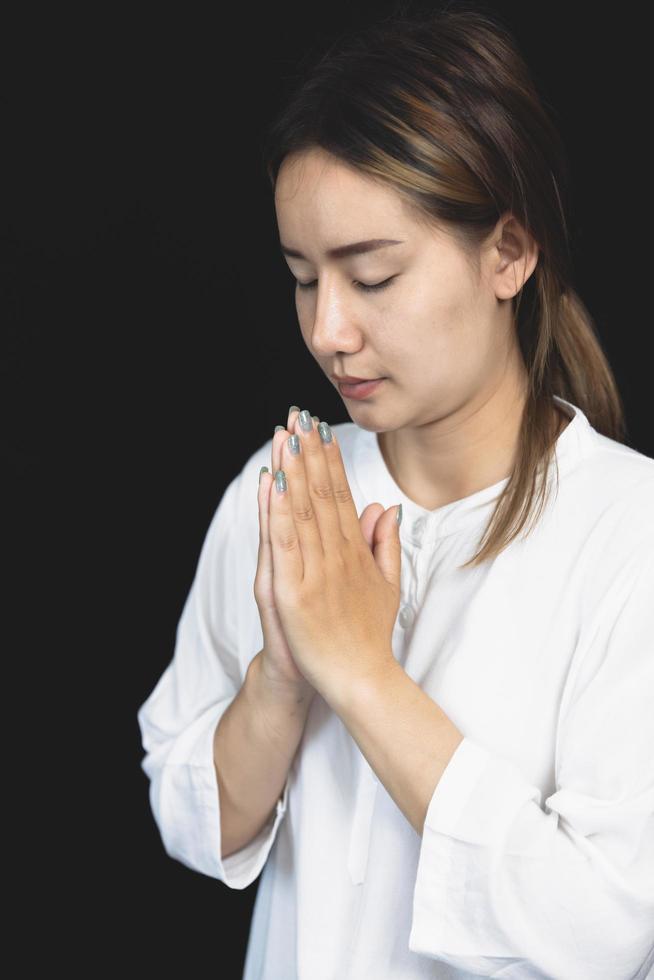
569, 425, 654, 540
558, 425, 654, 608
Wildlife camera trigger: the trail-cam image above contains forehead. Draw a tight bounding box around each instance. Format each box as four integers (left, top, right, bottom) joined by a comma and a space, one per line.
274, 149, 412, 244
275, 149, 396, 201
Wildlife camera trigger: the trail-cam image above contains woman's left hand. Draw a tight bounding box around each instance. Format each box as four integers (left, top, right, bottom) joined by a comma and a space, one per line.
265, 408, 402, 710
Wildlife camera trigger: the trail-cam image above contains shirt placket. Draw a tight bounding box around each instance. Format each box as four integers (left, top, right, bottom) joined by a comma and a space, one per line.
397, 514, 432, 633
347, 519, 427, 887
413, 518, 436, 608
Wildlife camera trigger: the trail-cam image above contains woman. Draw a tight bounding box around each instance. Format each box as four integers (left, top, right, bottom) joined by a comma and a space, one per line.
137, 7, 654, 978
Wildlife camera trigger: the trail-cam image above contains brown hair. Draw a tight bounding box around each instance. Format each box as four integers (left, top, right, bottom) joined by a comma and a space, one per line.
260, 2, 627, 567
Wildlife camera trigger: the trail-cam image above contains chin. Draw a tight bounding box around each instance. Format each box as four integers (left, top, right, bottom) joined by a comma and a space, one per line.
345, 413, 390, 434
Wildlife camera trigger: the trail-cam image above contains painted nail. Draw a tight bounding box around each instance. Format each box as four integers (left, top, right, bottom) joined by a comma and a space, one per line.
289, 405, 300, 416
288, 434, 300, 455
396, 503, 403, 525
275, 469, 287, 493
259, 466, 269, 483
317, 421, 332, 444
274, 425, 285, 434
299, 410, 313, 432
312, 415, 320, 425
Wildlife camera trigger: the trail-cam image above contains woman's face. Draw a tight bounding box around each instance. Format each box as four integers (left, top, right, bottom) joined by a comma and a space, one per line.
274, 147, 533, 433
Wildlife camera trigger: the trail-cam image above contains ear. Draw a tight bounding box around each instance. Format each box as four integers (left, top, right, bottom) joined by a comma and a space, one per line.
491, 212, 539, 300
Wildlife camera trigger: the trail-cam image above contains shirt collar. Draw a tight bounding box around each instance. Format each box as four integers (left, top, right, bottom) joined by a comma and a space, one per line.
350, 395, 592, 543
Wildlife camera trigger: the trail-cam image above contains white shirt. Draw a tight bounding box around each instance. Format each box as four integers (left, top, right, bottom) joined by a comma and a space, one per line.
137, 396, 654, 980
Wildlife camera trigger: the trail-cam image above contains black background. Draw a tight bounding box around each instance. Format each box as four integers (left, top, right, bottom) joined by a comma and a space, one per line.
5, 1, 650, 975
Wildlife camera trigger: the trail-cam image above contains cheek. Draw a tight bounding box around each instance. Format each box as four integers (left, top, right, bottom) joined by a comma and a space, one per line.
296, 309, 312, 342
390, 289, 488, 390
397, 265, 466, 333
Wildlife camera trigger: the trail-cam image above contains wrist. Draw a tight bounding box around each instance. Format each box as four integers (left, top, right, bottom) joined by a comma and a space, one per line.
247, 651, 315, 731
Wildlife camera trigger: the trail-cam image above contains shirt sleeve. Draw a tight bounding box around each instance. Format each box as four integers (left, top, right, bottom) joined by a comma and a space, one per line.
136, 461, 291, 889
409, 543, 654, 979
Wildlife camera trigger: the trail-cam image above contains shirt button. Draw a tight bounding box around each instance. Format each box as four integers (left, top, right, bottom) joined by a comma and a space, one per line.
412, 515, 426, 539
399, 605, 415, 628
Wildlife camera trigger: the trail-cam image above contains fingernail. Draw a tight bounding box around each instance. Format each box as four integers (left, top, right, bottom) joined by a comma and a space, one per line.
259, 466, 269, 483
396, 504, 403, 525
299, 409, 313, 432
317, 421, 332, 444
288, 434, 300, 455
312, 415, 320, 425
274, 425, 285, 433
275, 469, 287, 493
289, 405, 300, 415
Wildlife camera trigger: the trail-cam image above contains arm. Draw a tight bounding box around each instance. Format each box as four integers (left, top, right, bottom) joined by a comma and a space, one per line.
333, 658, 465, 837
137, 464, 306, 888
214, 648, 313, 858
332, 550, 654, 979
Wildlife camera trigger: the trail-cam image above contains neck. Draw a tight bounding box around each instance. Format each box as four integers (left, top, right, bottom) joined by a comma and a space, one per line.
377, 360, 538, 513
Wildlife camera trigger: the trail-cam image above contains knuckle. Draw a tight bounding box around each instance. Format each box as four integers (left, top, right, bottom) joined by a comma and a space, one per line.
303, 437, 322, 455
293, 503, 314, 523
277, 530, 299, 553
311, 481, 333, 501
333, 484, 353, 505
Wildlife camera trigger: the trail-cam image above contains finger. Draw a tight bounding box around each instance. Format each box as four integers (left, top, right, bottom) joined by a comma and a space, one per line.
256, 468, 277, 620
359, 502, 385, 551
287, 405, 301, 431
272, 426, 288, 477
272, 408, 318, 475
257, 466, 273, 554
288, 406, 320, 430
269, 467, 304, 590
313, 420, 362, 542
280, 428, 324, 563
292, 409, 343, 554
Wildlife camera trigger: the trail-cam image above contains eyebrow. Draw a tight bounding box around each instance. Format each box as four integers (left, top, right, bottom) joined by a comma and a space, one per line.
279, 238, 405, 261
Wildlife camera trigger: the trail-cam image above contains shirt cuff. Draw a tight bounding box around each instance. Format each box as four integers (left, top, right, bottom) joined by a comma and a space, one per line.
421, 735, 543, 843
188, 699, 291, 890
409, 735, 544, 965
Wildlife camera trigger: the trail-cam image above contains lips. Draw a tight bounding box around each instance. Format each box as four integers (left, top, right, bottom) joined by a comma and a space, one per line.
333, 375, 381, 383
337, 377, 384, 399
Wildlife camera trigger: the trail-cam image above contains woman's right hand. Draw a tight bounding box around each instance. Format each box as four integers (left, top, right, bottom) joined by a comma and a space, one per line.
254, 407, 317, 699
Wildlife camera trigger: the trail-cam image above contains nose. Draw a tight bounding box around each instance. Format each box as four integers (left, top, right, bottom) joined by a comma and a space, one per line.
305, 283, 364, 358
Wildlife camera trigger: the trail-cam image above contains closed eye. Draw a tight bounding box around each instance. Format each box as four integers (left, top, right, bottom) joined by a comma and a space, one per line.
295, 276, 397, 293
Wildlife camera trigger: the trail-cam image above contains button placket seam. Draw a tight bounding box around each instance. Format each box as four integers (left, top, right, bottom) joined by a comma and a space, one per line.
414, 529, 436, 608
404, 543, 419, 627
410, 531, 423, 610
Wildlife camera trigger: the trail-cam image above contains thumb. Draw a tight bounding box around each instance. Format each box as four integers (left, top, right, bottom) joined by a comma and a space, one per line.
371, 503, 402, 596
359, 502, 385, 551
